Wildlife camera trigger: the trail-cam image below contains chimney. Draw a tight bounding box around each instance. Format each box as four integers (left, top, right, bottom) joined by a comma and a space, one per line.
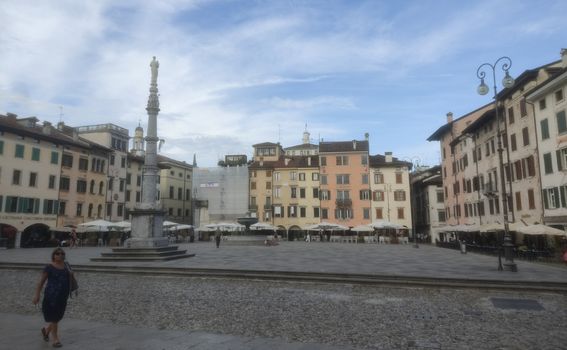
307, 156, 311, 166
43, 121, 52, 135
353, 140, 357, 150
561, 48, 567, 68
446, 112, 453, 123
385, 152, 393, 163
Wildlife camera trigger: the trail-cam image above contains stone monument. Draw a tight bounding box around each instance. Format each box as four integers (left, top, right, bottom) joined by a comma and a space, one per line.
92, 57, 193, 261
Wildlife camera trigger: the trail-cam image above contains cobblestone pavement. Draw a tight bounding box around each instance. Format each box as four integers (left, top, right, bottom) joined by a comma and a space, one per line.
2, 269, 566, 350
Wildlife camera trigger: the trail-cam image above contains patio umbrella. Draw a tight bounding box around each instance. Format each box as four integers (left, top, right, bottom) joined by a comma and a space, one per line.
163, 220, 179, 228
109, 221, 132, 231
304, 222, 348, 231
78, 219, 114, 232
170, 224, 193, 231
351, 224, 374, 232
250, 222, 277, 231
480, 222, 525, 232
368, 220, 404, 229
515, 224, 566, 236
437, 224, 479, 233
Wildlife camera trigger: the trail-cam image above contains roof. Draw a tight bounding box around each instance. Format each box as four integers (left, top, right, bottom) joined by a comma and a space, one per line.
252, 142, 280, 147
284, 143, 319, 151
157, 154, 192, 169
369, 154, 412, 169
526, 67, 567, 101
426, 103, 492, 141
459, 106, 505, 136
0, 114, 91, 149
496, 60, 562, 100
319, 140, 368, 153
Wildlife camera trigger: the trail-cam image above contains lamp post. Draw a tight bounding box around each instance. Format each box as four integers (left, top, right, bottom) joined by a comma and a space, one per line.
404, 156, 421, 248
476, 56, 517, 272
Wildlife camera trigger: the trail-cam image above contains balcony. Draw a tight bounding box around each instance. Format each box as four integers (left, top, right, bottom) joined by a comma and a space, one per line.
335, 198, 352, 207
249, 204, 258, 211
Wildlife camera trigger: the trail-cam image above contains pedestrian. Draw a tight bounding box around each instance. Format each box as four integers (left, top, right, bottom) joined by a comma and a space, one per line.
215, 228, 221, 248
70, 229, 78, 248
32, 248, 74, 348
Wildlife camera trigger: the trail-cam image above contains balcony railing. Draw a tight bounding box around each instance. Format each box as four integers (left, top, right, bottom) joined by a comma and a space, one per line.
249, 204, 258, 211
335, 198, 352, 207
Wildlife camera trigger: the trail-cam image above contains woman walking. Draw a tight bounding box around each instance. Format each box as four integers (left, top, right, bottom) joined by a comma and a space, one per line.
32, 248, 73, 348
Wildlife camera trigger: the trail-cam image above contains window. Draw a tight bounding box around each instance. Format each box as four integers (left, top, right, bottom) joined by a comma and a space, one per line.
360, 190, 370, 200
274, 205, 283, 217
136, 191, 141, 202
300, 188, 306, 198
522, 127, 529, 146
541, 119, 550, 140
363, 208, 370, 219
544, 187, 560, 209
510, 134, 518, 151
375, 208, 383, 219
110, 155, 115, 165
79, 158, 88, 171
394, 190, 406, 201
274, 172, 280, 181
49, 175, 56, 189
126, 190, 131, 202
290, 172, 297, 181
266, 181, 271, 190
515, 192, 522, 211
520, 99, 527, 117
438, 210, 446, 222
51, 151, 59, 164
59, 201, 66, 215
336, 155, 348, 166
12, 170, 21, 185
312, 173, 319, 181
274, 187, 281, 198
169, 186, 174, 198
288, 205, 297, 217
186, 189, 191, 201
118, 204, 124, 217
178, 188, 182, 200
250, 181, 256, 190
395, 173, 402, 184
43, 200, 58, 215
528, 189, 535, 209
539, 98, 546, 110
320, 175, 327, 185
361, 155, 368, 166
312, 188, 319, 198
543, 153, 553, 174
507, 107, 515, 124
76, 203, 83, 217
558, 148, 567, 171
121, 157, 126, 168
31, 147, 40, 161
436, 191, 444, 203
374, 173, 384, 184
314, 207, 320, 218
105, 203, 112, 217
299, 173, 305, 181
555, 89, 564, 103
362, 174, 369, 184
336, 190, 350, 200
15, 144, 24, 158
60, 177, 70, 191
266, 170, 272, 177
397, 208, 404, 219
336, 174, 350, 184
321, 208, 328, 219
320, 190, 331, 200
77, 180, 87, 193
335, 208, 352, 219
300, 207, 306, 218
29, 172, 37, 187
557, 110, 567, 134
62, 154, 73, 167
373, 191, 384, 201
320, 156, 327, 166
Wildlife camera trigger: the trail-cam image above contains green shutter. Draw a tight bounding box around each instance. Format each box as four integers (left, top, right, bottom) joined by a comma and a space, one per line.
34, 198, 40, 214
0, 140, 4, 154
543, 190, 549, 209
558, 111, 567, 133
43, 199, 48, 214
0, 195, 3, 212
558, 150, 564, 171
560, 186, 566, 208
554, 187, 560, 208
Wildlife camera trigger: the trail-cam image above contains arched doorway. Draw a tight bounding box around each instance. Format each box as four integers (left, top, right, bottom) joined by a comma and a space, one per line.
276, 226, 287, 240
288, 225, 303, 241
20, 224, 52, 248
0, 224, 18, 249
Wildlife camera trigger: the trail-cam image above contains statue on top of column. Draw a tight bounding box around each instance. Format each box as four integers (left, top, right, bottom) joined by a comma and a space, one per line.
150, 56, 159, 85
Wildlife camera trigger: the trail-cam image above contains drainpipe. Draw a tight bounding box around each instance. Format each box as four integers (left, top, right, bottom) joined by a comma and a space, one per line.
502, 103, 515, 222
526, 100, 545, 224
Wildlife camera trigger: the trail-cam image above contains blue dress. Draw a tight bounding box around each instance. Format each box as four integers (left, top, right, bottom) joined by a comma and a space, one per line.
42, 264, 70, 323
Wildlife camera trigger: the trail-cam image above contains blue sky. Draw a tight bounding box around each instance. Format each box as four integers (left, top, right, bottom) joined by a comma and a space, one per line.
1, 0, 566, 167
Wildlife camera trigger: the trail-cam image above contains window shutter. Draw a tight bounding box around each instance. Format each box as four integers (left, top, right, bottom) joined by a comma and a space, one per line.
543, 190, 549, 209
557, 150, 564, 171
560, 186, 566, 208
554, 187, 560, 208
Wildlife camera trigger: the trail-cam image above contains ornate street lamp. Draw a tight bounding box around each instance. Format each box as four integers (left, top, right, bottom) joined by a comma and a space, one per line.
476, 56, 517, 272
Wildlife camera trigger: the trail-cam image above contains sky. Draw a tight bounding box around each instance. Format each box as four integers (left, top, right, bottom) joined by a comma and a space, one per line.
1, 0, 566, 167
